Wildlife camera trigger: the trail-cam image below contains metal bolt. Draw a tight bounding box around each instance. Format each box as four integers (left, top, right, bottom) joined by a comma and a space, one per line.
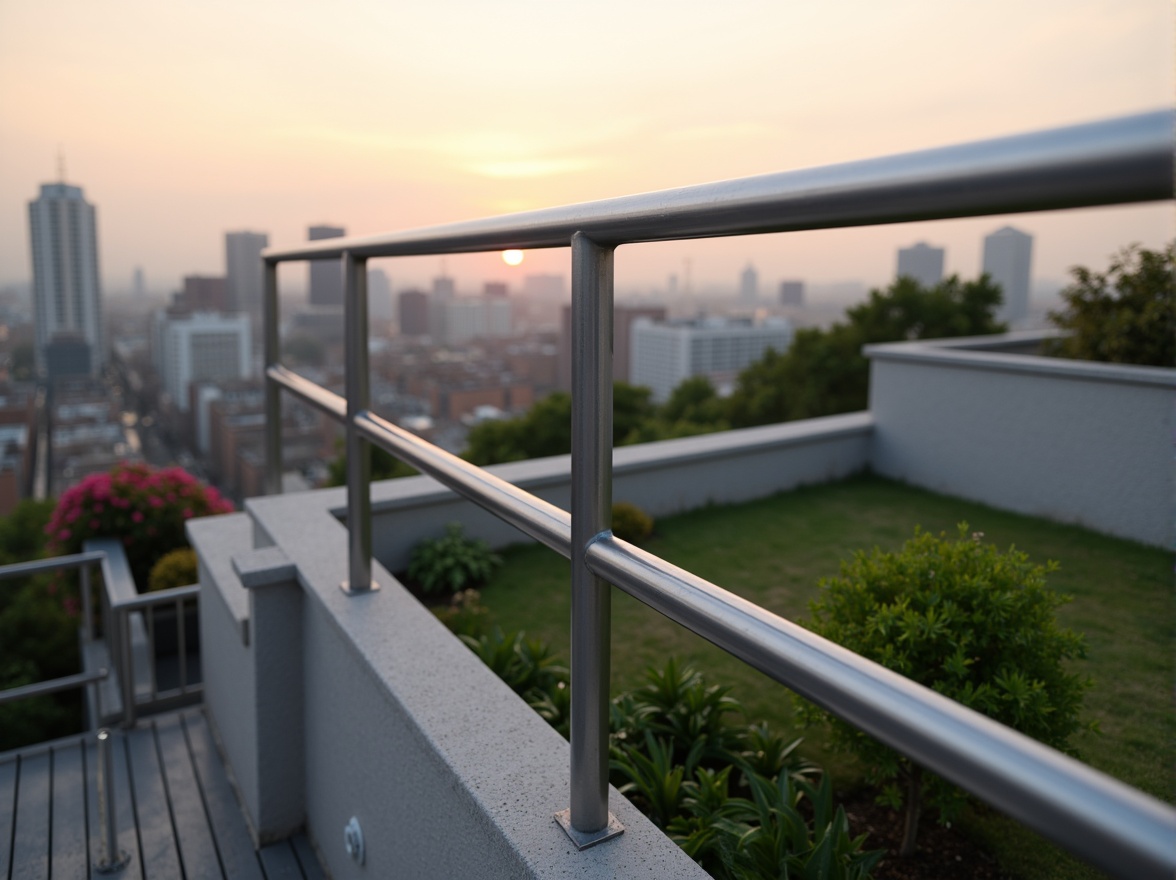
344, 816, 365, 865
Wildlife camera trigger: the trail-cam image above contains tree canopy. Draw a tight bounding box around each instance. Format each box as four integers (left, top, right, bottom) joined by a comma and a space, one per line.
1048, 242, 1174, 367
727, 274, 1005, 427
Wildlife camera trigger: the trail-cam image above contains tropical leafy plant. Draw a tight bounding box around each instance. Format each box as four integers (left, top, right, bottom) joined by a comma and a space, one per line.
407, 521, 502, 595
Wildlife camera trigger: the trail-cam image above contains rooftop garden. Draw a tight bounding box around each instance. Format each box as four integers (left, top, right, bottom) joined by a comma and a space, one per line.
464, 474, 1172, 879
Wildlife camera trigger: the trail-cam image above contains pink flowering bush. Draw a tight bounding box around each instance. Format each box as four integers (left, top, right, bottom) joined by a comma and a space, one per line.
45, 462, 233, 591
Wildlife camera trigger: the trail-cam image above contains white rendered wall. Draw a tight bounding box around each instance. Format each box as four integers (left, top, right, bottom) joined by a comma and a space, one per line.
867, 334, 1174, 548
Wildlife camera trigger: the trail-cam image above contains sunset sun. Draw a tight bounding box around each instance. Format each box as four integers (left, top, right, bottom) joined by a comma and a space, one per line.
502, 249, 524, 266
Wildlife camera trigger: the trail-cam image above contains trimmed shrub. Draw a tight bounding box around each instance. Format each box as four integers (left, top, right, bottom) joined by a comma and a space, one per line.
803, 523, 1091, 855
45, 462, 233, 590
148, 547, 198, 592
612, 501, 654, 544
407, 522, 502, 596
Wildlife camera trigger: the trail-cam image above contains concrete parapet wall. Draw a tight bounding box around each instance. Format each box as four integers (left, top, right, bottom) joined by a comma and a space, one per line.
342, 411, 873, 574
193, 486, 710, 879
866, 333, 1174, 548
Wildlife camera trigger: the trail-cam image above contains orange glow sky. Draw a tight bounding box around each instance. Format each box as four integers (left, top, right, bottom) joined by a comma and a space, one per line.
1, 0, 1171, 298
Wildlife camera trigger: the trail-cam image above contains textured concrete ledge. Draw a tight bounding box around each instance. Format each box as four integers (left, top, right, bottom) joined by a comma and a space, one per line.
229, 487, 710, 879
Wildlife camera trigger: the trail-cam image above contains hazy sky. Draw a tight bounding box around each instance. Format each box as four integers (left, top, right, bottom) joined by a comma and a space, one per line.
1, 0, 1171, 298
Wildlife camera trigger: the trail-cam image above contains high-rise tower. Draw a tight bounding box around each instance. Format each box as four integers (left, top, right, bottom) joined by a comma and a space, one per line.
896, 242, 945, 288
225, 230, 269, 325
28, 182, 103, 378
982, 226, 1033, 325
308, 225, 346, 307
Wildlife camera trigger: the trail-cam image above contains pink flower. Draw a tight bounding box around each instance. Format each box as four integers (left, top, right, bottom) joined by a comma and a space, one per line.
182, 509, 194, 519
58, 529, 71, 541
132, 511, 144, 523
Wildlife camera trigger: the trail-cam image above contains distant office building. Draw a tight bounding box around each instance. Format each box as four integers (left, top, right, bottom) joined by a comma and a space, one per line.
225, 231, 268, 323
739, 264, 759, 303
982, 226, 1033, 325
432, 275, 456, 298
779, 280, 805, 306
133, 267, 147, 302
483, 282, 508, 299
155, 311, 252, 411
399, 290, 430, 336
631, 316, 791, 402
557, 304, 667, 391
368, 268, 393, 321
28, 182, 103, 377
175, 275, 228, 313
308, 225, 346, 306
440, 298, 512, 344
897, 242, 945, 288
521, 274, 564, 299
430, 275, 456, 339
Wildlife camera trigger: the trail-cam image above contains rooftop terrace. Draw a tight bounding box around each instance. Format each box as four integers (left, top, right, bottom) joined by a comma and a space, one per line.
2, 108, 1173, 879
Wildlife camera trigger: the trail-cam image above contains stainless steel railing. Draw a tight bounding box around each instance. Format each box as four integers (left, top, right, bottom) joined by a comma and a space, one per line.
261, 109, 1175, 877
0, 547, 202, 728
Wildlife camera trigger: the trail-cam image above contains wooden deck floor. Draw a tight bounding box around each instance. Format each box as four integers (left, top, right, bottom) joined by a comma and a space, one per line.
0, 708, 326, 880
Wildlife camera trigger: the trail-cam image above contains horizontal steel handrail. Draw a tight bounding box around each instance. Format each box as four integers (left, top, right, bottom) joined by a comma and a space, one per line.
0, 551, 106, 580
259, 108, 1176, 877
264, 110, 1171, 262
355, 411, 572, 557
112, 583, 200, 612
0, 668, 109, 705
267, 365, 347, 420
584, 534, 1175, 879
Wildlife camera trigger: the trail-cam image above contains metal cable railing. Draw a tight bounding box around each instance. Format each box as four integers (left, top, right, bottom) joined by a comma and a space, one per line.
262, 109, 1175, 877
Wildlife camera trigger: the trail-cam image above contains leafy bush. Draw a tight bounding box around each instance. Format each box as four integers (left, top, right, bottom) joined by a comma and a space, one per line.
45, 462, 233, 590
446, 600, 880, 878
148, 547, 198, 592
612, 501, 654, 544
1048, 242, 1175, 367
407, 522, 502, 596
803, 523, 1091, 855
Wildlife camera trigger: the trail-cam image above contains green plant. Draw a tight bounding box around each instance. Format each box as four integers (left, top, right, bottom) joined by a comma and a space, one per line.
612, 501, 654, 543
1049, 242, 1175, 367
407, 522, 502, 595
147, 547, 198, 592
803, 523, 1092, 856
45, 462, 233, 590
712, 772, 882, 880
460, 627, 571, 734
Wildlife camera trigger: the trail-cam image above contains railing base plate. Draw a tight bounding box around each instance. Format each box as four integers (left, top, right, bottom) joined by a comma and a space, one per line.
554, 809, 624, 850
339, 580, 381, 596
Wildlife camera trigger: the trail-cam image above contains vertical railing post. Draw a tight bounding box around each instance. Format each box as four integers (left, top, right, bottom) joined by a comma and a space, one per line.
81, 563, 94, 643
341, 251, 378, 595
556, 233, 624, 849
119, 609, 136, 728
263, 258, 282, 496
94, 728, 130, 872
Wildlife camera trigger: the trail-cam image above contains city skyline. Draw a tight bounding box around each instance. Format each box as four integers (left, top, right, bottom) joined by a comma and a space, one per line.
1, 1, 1171, 296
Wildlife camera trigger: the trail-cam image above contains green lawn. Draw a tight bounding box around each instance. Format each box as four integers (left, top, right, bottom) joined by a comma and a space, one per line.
474, 474, 1173, 879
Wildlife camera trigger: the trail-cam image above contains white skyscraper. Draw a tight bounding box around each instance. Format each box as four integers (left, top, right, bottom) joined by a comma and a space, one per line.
739, 264, 759, 303
982, 226, 1033, 326
225, 230, 269, 325
28, 182, 103, 377
896, 242, 945, 288
155, 312, 252, 411
631, 316, 792, 402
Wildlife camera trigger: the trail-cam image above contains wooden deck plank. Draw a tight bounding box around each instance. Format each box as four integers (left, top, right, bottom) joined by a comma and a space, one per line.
11, 752, 50, 880
291, 834, 328, 880
154, 712, 222, 880
257, 840, 303, 880
84, 733, 144, 880
0, 758, 17, 879
49, 742, 89, 879
181, 711, 264, 880
123, 724, 181, 879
